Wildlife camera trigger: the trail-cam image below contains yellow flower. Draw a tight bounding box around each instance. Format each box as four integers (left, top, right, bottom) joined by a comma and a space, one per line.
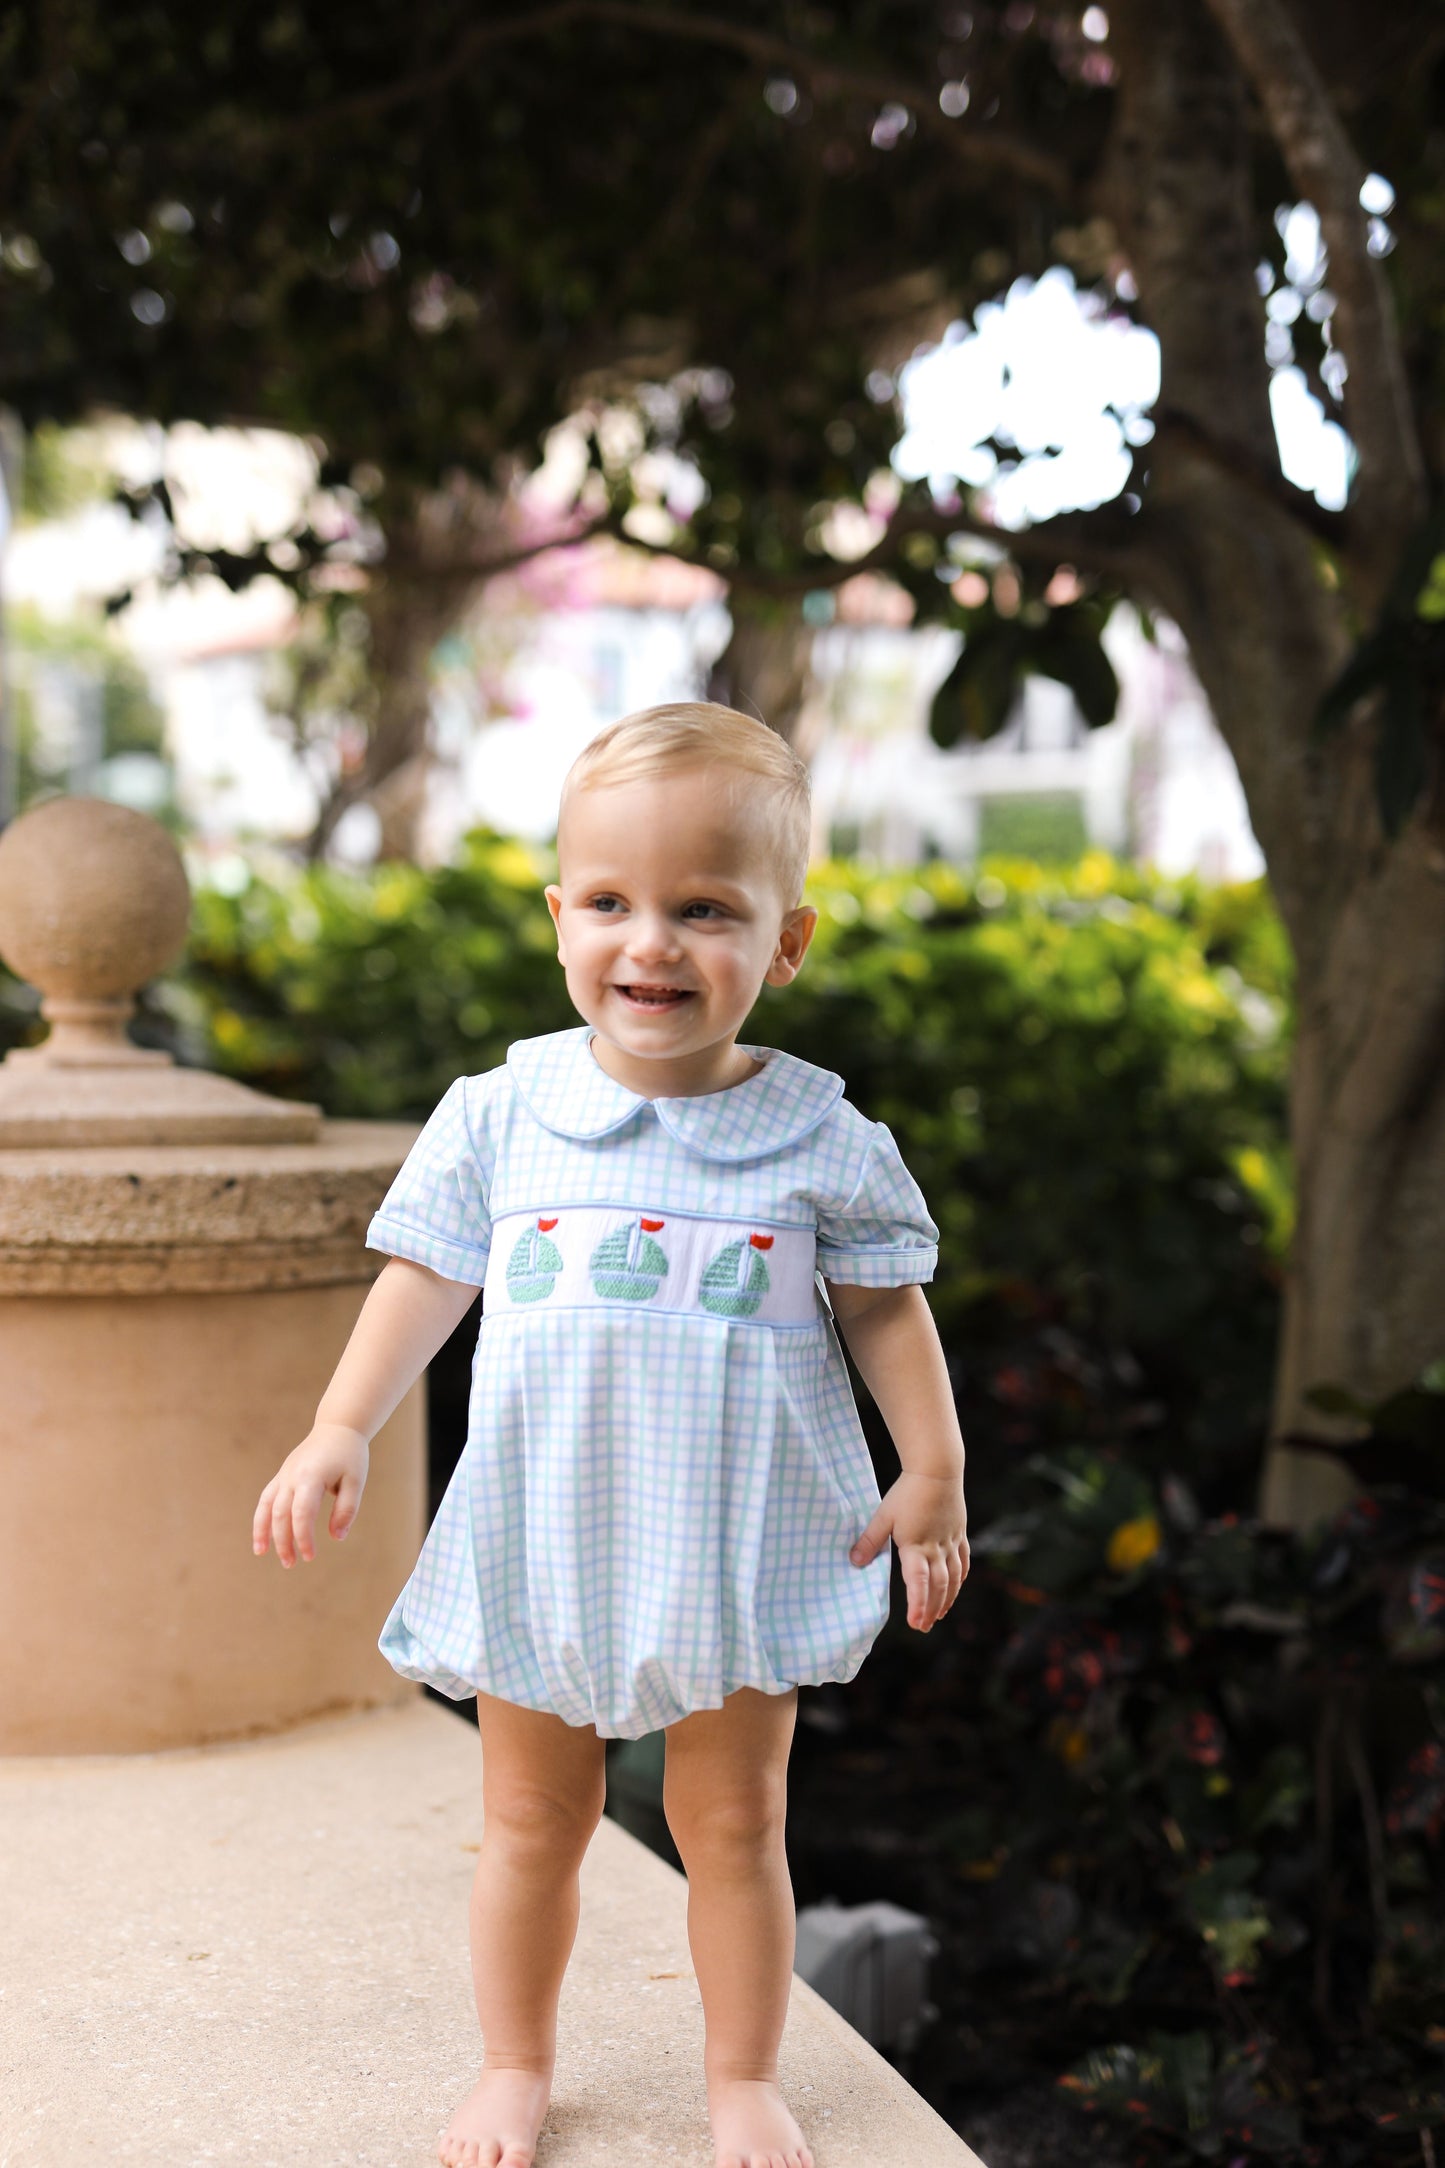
1107, 1514, 1162, 1573
1047, 1717, 1090, 1767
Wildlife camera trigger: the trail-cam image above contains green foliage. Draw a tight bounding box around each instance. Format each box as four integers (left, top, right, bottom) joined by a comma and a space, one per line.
160, 831, 573, 1117
787, 1375, 1445, 2165
992, 1421, 1445, 2158
148, 836, 1289, 1469
1061, 2032, 1302, 2157
930, 596, 1121, 748
15, 422, 115, 523
2, 604, 169, 808
976, 793, 1088, 863
762, 851, 1290, 1464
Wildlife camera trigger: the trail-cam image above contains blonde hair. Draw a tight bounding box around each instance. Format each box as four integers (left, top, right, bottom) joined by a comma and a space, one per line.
558, 701, 813, 908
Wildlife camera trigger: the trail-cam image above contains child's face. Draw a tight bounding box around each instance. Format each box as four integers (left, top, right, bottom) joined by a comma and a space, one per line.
544, 765, 816, 1080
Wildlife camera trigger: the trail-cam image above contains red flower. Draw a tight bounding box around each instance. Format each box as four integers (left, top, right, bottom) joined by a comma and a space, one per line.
1180, 1709, 1227, 1766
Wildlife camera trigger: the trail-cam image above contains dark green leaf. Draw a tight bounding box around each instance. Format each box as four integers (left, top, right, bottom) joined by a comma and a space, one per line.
1375, 669, 1429, 836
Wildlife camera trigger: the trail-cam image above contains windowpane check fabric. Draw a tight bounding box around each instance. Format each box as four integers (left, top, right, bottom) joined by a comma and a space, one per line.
367, 1024, 940, 1738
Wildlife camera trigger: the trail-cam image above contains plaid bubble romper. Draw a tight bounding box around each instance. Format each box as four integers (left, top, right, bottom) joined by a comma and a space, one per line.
368, 1025, 940, 1739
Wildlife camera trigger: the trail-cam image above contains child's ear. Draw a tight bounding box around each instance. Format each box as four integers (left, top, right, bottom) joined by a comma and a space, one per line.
544, 884, 566, 961
765, 905, 818, 987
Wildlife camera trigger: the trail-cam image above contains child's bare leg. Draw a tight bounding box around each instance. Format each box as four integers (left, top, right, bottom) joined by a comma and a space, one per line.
439, 1691, 606, 2168
663, 1686, 814, 2168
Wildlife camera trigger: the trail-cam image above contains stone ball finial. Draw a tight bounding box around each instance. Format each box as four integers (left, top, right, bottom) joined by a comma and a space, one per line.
0, 797, 320, 1139
0, 797, 190, 1003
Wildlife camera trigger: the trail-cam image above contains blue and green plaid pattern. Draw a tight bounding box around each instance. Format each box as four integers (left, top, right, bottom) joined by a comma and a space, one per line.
367, 1025, 939, 1737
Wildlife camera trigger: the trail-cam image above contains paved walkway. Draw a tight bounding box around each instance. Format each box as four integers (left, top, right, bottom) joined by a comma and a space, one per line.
3, 1698, 984, 2166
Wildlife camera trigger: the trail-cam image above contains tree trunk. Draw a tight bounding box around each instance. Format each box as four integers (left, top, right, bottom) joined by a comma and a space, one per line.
1105, 0, 1445, 1526
708, 592, 815, 743
1263, 812, 1445, 1522
307, 493, 493, 862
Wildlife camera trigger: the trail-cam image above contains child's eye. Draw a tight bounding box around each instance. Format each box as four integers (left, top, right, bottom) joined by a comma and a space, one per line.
587, 896, 621, 913
684, 902, 723, 920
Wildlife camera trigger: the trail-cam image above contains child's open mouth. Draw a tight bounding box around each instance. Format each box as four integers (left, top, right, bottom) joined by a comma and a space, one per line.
614, 985, 696, 1012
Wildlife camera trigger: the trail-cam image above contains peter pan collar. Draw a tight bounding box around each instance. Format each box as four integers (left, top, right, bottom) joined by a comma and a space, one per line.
506, 1025, 844, 1163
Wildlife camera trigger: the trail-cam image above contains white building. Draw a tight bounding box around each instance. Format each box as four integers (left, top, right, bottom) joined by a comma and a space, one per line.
3, 475, 1262, 881
802, 604, 1262, 879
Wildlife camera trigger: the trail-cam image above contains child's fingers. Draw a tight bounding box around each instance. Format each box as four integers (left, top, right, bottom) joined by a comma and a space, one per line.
904, 1550, 949, 1630
328, 1471, 363, 1541
270, 1486, 299, 1568
252, 1480, 277, 1555
289, 1479, 325, 1562
849, 1510, 892, 1567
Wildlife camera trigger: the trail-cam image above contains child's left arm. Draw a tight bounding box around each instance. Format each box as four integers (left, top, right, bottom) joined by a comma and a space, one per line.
826, 1280, 970, 1633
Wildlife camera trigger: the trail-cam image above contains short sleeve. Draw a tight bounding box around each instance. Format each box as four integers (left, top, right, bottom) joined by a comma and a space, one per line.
366, 1077, 492, 1286
816, 1121, 940, 1287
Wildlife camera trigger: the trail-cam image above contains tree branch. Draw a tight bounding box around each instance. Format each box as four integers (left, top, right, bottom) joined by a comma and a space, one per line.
572, 2, 1070, 197
589, 495, 1149, 599
1200, 0, 1426, 589
1149, 406, 1348, 550
372, 511, 613, 586
216, 0, 1069, 198
244, 2, 590, 137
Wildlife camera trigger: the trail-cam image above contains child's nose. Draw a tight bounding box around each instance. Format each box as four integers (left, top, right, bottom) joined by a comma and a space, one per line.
624, 912, 683, 959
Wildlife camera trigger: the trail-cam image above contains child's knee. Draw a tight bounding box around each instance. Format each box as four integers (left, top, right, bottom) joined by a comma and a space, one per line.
663, 1774, 788, 1866
484, 1776, 605, 1863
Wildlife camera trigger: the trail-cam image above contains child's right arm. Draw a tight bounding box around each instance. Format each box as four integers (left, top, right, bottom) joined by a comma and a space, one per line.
252, 1256, 480, 1569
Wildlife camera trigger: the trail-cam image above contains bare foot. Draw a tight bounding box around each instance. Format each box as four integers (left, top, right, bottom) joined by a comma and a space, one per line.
437, 2063, 553, 2168
707, 2074, 815, 2168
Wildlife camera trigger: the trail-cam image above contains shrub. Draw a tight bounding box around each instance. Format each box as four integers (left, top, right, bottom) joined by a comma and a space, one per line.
788, 1373, 1445, 2164
124, 836, 1289, 1476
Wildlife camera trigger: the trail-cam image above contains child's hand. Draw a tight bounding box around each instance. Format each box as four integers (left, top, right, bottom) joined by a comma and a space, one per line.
849, 1471, 970, 1632
252, 1423, 369, 1568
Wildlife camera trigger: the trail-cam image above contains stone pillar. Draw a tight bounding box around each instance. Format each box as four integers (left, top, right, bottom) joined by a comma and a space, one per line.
0, 799, 427, 1752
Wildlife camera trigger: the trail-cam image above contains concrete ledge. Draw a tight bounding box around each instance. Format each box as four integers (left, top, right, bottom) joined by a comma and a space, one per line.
0, 1121, 418, 1292
3, 1698, 985, 2166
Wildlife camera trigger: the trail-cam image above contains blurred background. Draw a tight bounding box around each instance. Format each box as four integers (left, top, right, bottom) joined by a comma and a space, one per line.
4, 5, 1445, 2162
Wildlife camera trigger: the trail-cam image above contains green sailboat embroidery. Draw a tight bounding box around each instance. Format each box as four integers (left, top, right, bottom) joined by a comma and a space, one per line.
698, 1231, 774, 1318
590, 1214, 669, 1302
506, 1215, 563, 1303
